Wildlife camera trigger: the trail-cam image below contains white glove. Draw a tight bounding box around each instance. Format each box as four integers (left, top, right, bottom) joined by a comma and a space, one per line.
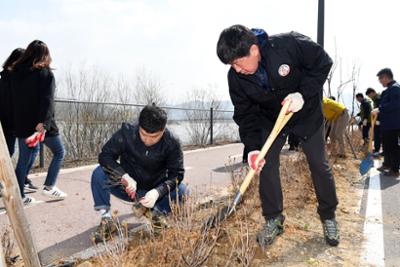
362, 119, 368, 126
376, 120, 380, 126
121, 173, 137, 199
282, 92, 304, 113
140, 189, 160, 208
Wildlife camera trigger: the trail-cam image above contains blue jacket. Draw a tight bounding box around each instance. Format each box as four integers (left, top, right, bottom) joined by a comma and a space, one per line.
379, 80, 400, 131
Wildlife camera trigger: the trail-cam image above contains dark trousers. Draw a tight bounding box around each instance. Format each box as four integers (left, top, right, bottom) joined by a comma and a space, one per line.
374, 125, 382, 153
288, 133, 300, 149
4, 130, 16, 156
259, 124, 338, 220
362, 123, 371, 141
382, 129, 400, 172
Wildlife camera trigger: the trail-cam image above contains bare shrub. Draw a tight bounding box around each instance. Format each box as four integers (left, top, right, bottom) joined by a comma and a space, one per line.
183, 87, 222, 146
134, 68, 166, 106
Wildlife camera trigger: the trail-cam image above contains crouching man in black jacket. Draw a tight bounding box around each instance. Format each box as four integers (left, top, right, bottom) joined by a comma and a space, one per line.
216, 25, 339, 248
91, 105, 185, 242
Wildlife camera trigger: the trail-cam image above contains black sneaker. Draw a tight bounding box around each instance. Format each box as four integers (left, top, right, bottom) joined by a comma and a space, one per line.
24, 179, 38, 193
322, 218, 340, 246
256, 214, 285, 248
92, 217, 118, 243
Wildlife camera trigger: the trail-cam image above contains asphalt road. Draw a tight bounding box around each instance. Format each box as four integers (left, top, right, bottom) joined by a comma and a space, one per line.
0, 143, 244, 265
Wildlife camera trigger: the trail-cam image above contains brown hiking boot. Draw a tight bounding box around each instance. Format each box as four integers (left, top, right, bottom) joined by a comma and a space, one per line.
92, 217, 118, 243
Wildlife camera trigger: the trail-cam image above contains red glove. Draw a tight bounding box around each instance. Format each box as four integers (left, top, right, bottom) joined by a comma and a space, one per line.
25, 131, 46, 148
247, 150, 266, 174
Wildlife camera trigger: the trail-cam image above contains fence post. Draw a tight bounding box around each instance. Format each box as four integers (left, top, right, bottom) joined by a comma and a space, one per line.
39, 143, 44, 168
0, 125, 41, 267
210, 107, 214, 145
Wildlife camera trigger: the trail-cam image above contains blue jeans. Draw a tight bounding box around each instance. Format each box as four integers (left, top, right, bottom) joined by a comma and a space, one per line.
4, 131, 16, 156
91, 166, 186, 214
15, 135, 65, 198
43, 135, 65, 187
15, 138, 40, 198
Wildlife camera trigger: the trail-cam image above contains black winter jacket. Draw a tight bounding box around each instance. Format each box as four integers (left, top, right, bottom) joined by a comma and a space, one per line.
98, 123, 184, 198
11, 66, 59, 138
0, 70, 14, 134
228, 30, 332, 152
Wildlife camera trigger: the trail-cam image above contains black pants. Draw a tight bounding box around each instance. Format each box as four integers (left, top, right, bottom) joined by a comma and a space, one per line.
259, 124, 338, 220
382, 129, 400, 172
374, 125, 382, 153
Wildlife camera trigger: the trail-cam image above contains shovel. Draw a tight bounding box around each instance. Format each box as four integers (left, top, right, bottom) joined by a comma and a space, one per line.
359, 113, 377, 175
203, 101, 293, 229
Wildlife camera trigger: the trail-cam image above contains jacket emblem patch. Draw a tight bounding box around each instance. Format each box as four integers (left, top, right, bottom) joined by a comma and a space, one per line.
278, 64, 290, 77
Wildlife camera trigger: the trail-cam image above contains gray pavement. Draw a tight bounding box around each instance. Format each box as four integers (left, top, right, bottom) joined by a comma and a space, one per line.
380, 171, 400, 266
0, 143, 243, 265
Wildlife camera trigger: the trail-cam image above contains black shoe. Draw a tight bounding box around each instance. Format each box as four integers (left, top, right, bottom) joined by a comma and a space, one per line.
377, 165, 389, 173
92, 217, 118, 243
24, 179, 38, 192
256, 214, 285, 248
383, 170, 400, 177
322, 218, 340, 246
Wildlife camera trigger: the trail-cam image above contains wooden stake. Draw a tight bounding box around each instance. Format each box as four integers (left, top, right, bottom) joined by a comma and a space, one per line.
0, 125, 41, 267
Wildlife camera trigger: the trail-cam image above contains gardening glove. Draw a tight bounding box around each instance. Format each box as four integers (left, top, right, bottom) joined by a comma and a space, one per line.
140, 189, 160, 208
375, 120, 380, 126
282, 92, 304, 113
121, 174, 137, 200
25, 131, 46, 148
362, 119, 368, 127
247, 150, 266, 175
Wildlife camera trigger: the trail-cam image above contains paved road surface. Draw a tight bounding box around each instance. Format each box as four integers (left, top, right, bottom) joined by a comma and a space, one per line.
0, 143, 243, 265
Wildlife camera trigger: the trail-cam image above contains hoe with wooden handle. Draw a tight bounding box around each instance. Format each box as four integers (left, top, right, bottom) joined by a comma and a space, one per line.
203, 101, 293, 230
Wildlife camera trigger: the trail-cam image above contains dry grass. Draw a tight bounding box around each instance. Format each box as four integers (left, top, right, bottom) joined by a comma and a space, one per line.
81, 135, 365, 267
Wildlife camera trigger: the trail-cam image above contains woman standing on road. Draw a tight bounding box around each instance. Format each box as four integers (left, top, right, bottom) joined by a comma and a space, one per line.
11, 40, 67, 204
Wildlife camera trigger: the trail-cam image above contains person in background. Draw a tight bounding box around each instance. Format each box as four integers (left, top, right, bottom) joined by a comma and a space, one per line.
373, 68, 400, 177
365, 88, 382, 157
323, 97, 350, 158
355, 93, 373, 146
11, 40, 66, 204
0, 48, 39, 192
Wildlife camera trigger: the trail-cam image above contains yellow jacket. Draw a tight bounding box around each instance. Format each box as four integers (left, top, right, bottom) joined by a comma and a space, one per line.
323, 97, 346, 122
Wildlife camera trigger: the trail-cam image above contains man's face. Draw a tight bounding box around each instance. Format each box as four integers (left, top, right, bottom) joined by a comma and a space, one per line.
378, 75, 390, 87
139, 127, 164, 147
367, 92, 376, 99
356, 97, 362, 103
231, 44, 260, 75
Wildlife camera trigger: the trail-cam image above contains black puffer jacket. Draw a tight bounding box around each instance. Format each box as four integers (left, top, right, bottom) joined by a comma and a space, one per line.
99, 123, 185, 198
0, 70, 14, 134
11, 65, 59, 138
228, 30, 332, 152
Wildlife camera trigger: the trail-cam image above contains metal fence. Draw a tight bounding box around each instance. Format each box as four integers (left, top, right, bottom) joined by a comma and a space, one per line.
38, 99, 238, 166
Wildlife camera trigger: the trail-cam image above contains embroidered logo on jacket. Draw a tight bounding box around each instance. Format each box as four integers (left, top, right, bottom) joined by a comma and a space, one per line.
278, 64, 290, 77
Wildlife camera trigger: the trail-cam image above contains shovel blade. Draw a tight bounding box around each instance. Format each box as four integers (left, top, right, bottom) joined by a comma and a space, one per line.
360, 154, 374, 175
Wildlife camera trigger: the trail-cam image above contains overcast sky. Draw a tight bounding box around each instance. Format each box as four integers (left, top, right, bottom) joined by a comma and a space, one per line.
1, 0, 399, 106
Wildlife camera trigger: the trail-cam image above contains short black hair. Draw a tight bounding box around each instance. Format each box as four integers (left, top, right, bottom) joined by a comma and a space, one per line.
139, 105, 167, 133
356, 93, 364, 99
365, 88, 376, 95
216, 24, 258, 64
376, 68, 393, 79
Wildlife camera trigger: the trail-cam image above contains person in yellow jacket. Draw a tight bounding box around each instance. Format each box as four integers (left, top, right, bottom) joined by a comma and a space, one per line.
323, 97, 350, 157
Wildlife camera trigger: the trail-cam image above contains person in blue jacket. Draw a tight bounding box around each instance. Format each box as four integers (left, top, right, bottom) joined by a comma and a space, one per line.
373, 68, 400, 177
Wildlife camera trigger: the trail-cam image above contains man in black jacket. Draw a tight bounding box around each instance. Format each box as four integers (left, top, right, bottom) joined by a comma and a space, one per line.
216, 25, 339, 247
356, 93, 373, 145
91, 105, 185, 242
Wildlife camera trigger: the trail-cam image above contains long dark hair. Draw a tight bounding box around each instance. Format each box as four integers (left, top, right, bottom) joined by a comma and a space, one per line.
2, 48, 25, 71
12, 40, 52, 71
